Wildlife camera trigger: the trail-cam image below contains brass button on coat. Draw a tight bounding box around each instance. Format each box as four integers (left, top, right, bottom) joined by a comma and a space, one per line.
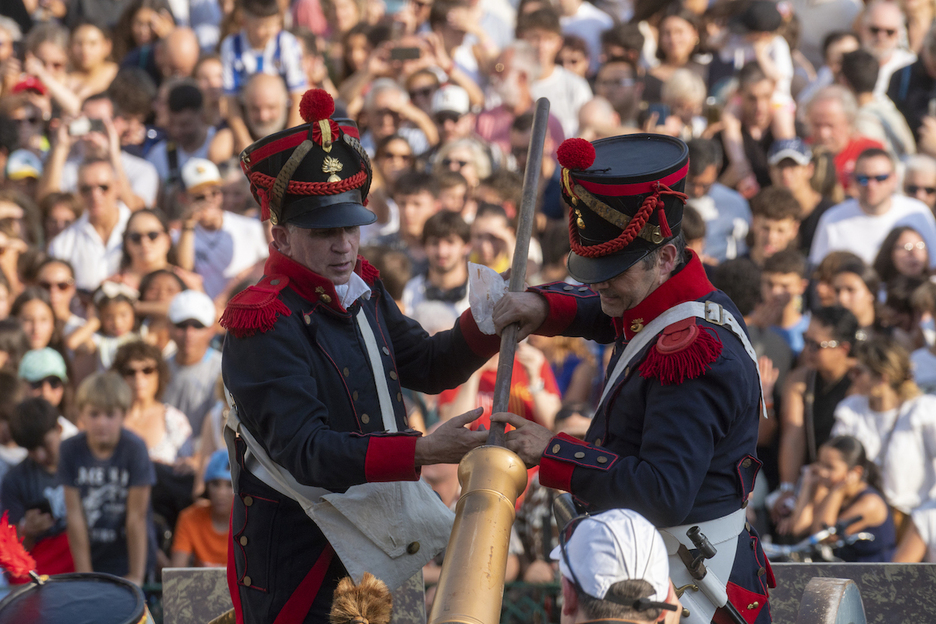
397, 392, 403, 401
597, 456, 608, 464
239, 536, 248, 546
552, 444, 561, 453
407, 542, 420, 554
352, 391, 359, 401
304, 315, 311, 325
389, 371, 398, 380
742, 458, 752, 468
343, 367, 350, 377
242, 576, 252, 587
382, 347, 390, 355
574, 452, 586, 459
361, 414, 370, 424
269, 279, 279, 286
243, 496, 253, 507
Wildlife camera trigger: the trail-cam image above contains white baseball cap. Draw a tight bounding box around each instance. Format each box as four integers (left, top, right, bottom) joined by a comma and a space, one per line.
168, 290, 216, 327
550, 509, 670, 606
181, 158, 222, 194
431, 84, 470, 116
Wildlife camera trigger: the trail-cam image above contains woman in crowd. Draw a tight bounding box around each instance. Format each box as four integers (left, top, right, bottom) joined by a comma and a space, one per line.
66, 21, 119, 103
138, 269, 186, 357
433, 138, 492, 196
35, 258, 83, 336
832, 258, 880, 336
111, 0, 175, 61
651, 9, 706, 84
23, 23, 80, 117
38, 192, 81, 245
109, 209, 199, 292
0, 319, 31, 372
784, 435, 896, 562
873, 226, 930, 286
11, 287, 62, 353
774, 306, 857, 530
831, 336, 936, 517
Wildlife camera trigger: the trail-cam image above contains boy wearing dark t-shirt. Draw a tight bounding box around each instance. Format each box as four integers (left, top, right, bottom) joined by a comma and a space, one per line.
1, 398, 75, 581
59, 372, 155, 585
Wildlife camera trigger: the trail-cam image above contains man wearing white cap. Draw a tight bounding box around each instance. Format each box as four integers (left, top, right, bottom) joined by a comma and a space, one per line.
163, 290, 222, 438
555, 509, 682, 624
176, 158, 268, 299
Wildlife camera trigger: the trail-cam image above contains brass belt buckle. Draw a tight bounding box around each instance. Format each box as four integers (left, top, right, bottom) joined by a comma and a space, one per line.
704, 301, 725, 326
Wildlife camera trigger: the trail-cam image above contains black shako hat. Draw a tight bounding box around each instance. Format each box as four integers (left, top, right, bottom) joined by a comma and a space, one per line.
558, 134, 690, 284
239, 89, 376, 229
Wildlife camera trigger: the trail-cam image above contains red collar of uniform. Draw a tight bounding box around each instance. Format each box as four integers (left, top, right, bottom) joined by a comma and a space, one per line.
263, 243, 380, 314
617, 250, 715, 340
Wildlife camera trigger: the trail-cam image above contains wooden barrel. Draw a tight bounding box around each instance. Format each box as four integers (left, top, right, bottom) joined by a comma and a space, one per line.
0, 573, 154, 624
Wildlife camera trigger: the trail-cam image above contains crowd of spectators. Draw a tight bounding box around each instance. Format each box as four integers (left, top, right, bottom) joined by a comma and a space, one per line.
1, 0, 936, 598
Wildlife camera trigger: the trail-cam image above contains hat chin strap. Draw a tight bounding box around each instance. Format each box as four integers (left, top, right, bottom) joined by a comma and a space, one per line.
568, 182, 687, 259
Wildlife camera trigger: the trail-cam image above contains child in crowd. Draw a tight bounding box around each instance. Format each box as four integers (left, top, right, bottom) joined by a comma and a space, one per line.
58, 372, 155, 584
746, 185, 802, 267
1, 398, 75, 581
170, 449, 232, 567
18, 347, 79, 435
66, 282, 141, 373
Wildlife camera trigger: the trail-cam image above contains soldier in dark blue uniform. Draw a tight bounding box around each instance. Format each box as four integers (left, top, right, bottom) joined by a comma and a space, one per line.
492, 135, 774, 624
218, 90, 500, 624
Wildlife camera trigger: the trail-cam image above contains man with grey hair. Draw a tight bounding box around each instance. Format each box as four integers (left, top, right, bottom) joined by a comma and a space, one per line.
208, 73, 290, 162
476, 41, 565, 160
360, 78, 437, 157
903, 154, 936, 213
805, 84, 885, 191
859, 0, 916, 96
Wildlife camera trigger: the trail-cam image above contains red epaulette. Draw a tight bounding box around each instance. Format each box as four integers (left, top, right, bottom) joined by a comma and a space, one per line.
358, 257, 380, 286
219, 275, 292, 338
639, 317, 723, 385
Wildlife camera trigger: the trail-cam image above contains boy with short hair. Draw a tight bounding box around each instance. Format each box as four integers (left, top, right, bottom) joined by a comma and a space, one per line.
170, 449, 232, 568
402, 211, 472, 316
751, 248, 810, 356
376, 171, 442, 273
747, 185, 802, 267
1, 398, 75, 581
58, 372, 155, 585
219, 0, 307, 152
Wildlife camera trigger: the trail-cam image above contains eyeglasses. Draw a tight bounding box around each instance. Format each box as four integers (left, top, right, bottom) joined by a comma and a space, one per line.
906, 185, 936, 195
408, 86, 435, 99
79, 183, 111, 195
191, 188, 222, 203
173, 320, 207, 330
804, 338, 840, 350
39, 279, 74, 291
434, 111, 462, 125
442, 158, 470, 169
128, 231, 162, 244
28, 376, 64, 390
121, 365, 157, 377
869, 26, 897, 37
855, 173, 890, 186
898, 241, 927, 252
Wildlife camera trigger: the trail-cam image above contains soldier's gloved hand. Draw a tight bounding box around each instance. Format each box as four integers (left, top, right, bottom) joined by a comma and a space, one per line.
493, 292, 549, 341
491, 412, 552, 468
415, 407, 488, 466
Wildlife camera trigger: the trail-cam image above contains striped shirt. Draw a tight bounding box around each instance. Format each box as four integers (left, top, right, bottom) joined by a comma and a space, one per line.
220, 30, 307, 96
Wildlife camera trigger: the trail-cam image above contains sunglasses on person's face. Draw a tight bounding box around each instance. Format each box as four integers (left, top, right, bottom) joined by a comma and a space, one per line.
855, 173, 890, 185
380, 151, 412, 162
906, 185, 936, 195
434, 111, 462, 125
128, 231, 162, 244
40, 279, 74, 291
29, 376, 63, 390
121, 365, 157, 377
869, 26, 897, 37
191, 188, 222, 203
408, 86, 435, 99
442, 158, 470, 169
173, 320, 207, 330
79, 183, 111, 195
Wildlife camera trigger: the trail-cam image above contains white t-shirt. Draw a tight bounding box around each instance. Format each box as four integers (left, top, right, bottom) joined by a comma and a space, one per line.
48, 205, 131, 292
531, 66, 593, 139
190, 212, 269, 298
911, 347, 936, 395
831, 393, 936, 513
910, 500, 936, 562
61, 151, 159, 208
145, 126, 217, 182
808, 195, 936, 267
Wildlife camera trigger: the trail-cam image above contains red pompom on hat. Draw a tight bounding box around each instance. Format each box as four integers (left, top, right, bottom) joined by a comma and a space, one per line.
299, 88, 336, 123
557, 138, 596, 171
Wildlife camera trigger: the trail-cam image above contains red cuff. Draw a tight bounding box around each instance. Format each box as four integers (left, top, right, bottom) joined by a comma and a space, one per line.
535, 290, 579, 336
364, 434, 419, 482
538, 433, 585, 492
458, 309, 501, 357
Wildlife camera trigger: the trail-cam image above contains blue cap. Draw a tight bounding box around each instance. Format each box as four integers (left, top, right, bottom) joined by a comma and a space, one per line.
18, 348, 68, 382
204, 449, 232, 483
768, 138, 812, 166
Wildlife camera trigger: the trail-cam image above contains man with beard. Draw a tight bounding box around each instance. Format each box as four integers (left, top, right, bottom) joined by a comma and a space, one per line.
859, 0, 915, 96
208, 73, 290, 163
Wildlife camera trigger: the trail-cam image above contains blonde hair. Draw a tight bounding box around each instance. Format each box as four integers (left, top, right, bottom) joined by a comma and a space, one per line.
75, 371, 133, 413
854, 336, 920, 402
329, 573, 392, 624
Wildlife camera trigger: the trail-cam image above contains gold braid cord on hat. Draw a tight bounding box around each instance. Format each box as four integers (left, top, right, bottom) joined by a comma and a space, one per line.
565, 179, 665, 245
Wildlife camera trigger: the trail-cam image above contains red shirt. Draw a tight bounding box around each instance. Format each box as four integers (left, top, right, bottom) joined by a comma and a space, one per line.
834, 136, 885, 191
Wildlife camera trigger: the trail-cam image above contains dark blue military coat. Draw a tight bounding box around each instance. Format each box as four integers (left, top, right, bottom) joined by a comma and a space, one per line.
531, 251, 773, 624
220, 245, 499, 624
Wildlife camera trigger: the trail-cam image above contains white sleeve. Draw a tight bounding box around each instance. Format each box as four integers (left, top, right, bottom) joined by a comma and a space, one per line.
280, 32, 308, 93
220, 35, 238, 96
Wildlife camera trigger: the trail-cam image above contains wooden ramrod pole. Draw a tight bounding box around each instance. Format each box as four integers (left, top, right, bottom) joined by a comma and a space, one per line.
428, 98, 551, 624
